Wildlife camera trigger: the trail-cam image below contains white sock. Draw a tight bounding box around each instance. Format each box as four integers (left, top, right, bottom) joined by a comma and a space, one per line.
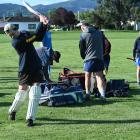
90, 77, 95, 93
26, 84, 41, 121
98, 88, 105, 98
136, 69, 140, 83
9, 90, 27, 114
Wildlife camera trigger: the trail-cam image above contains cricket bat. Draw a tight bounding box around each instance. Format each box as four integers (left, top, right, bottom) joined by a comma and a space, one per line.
126, 57, 135, 61
22, 0, 41, 16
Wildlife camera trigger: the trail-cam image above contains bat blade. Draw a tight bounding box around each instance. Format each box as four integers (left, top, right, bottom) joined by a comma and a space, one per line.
126, 57, 135, 61
22, 0, 41, 16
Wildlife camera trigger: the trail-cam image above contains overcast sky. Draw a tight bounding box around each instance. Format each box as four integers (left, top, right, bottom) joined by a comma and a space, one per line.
0, 0, 70, 6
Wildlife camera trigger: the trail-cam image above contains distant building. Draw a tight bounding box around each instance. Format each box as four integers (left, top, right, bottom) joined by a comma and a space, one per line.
0, 16, 39, 32
135, 22, 140, 31
75, 20, 85, 27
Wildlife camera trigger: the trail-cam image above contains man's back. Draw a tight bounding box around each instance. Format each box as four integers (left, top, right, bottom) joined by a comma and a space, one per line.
80, 26, 104, 62
12, 31, 42, 73
36, 47, 53, 66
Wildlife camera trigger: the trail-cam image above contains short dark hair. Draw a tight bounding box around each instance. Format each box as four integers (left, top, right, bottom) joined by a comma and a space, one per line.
53, 51, 61, 63
81, 21, 90, 26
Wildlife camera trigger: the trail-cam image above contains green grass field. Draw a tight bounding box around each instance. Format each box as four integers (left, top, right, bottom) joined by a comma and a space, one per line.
0, 31, 140, 140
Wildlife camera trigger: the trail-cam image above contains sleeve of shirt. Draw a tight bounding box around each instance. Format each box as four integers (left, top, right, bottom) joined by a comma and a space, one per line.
25, 22, 49, 43
44, 47, 53, 65
12, 23, 49, 52
104, 38, 111, 56
79, 34, 86, 59
34, 23, 49, 41
12, 39, 27, 53
108, 40, 111, 54
133, 39, 137, 58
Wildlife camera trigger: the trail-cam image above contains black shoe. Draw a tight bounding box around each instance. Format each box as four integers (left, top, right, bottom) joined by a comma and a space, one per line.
137, 82, 140, 87
26, 119, 34, 127
100, 96, 107, 103
85, 94, 91, 101
9, 112, 16, 120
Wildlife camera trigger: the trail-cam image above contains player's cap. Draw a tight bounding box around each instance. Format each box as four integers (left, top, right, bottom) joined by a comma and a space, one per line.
4, 23, 17, 34
81, 21, 90, 27
53, 51, 61, 63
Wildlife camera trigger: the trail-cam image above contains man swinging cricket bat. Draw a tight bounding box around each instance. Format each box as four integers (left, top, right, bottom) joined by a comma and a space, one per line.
22, 0, 42, 17
4, 1, 49, 127
126, 57, 135, 61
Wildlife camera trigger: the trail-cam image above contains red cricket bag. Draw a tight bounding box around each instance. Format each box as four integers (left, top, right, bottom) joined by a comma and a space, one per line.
58, 68, 85, 90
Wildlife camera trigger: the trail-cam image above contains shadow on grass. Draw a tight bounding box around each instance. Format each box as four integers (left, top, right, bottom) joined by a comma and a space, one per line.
129, 88, 140, 96
0, 86, 17, 90
0, 102, 11, 107
0, 77, 18, 84
0, 66, 17, 69
0, 77, 18, 80
70, 99, 113, 107
0, 67, 18, 69
36, 118, 140, 126
0, 67, 18, 73
109, 98, 140, 103
39, 99, 114, 108
39, 95, 140, 108
0, 93, 11, 97
75, 88, 140, 107
52, 66, 63, 70
0, 70, 17, 72
0, 81, 17, 83
128, 81, 137, 84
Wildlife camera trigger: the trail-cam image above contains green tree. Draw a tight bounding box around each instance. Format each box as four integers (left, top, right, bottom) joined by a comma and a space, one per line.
49, 7, 77, 30
130, 6, 140, 22
79, 10, 94, 23
94, 0, 140, 29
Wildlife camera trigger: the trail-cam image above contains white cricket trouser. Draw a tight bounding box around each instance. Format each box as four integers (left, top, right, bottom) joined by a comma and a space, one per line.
26, 84, 41, 120
9, 90, 28, 114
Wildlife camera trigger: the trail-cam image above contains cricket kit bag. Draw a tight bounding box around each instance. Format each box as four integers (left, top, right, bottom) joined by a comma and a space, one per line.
106, 79, 129, 97
58, 68, 85, 90
39, 82, 84, 106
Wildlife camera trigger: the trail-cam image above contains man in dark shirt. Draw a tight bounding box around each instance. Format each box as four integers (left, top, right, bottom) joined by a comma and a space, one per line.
133, 31, 140, 86
79, 22, 106, 101
4, 15, 49, 127
36, 47, 61, 82
102, 32, 111, 75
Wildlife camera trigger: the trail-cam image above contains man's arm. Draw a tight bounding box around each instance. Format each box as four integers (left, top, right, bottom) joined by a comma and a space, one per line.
35, 15, 49, 41
79, 35, 86, 59
25, 15, 49, 43
133, 39, 137, 58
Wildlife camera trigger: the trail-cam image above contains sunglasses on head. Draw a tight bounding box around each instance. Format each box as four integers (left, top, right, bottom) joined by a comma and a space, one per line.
5, 29, 14, 34
5, 29, 10, 34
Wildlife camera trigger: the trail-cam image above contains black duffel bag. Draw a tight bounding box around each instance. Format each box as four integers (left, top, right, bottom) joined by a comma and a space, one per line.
106, 79, 129, 97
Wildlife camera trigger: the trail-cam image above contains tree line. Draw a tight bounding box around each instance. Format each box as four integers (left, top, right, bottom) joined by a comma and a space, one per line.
93, 0, 140, 30
46, 0, 140, 30
48, 7, 76, 30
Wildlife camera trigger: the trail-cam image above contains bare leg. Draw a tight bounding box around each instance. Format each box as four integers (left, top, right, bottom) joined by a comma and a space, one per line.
26, 83, 41, 126
95, 71, 106, 98
84, 72, 92, 101
9, 84, 28, 120
85, 72, 92, 94
137, 67, 140, 85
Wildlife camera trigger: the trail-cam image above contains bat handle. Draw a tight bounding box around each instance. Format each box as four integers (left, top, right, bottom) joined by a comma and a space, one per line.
39, 15, 49, 25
